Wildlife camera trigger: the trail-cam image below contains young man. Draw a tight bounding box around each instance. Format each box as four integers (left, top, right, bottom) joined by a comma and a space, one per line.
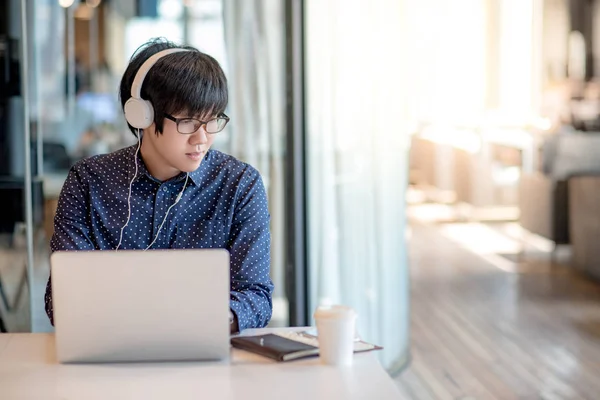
44, 39, 273, 333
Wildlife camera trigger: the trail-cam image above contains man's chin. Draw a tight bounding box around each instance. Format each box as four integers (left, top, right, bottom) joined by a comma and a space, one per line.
179, 157, 204, 172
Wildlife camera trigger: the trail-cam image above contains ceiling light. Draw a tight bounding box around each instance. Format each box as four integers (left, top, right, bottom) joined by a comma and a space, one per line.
59, 0, 76, 7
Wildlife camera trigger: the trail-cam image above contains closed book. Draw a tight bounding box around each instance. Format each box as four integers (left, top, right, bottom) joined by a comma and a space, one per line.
230, 334, 319, 362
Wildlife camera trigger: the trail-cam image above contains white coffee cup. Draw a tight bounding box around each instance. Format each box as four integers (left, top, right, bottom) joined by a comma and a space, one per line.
314, 305, 357, 366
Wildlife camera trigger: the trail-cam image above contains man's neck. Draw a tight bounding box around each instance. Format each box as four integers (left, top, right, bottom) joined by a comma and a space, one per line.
140, 138, 180, 182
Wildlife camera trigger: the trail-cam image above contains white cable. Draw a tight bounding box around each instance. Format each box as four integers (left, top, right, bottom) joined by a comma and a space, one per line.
115, 128, 142, 251
144, 172, 189, 251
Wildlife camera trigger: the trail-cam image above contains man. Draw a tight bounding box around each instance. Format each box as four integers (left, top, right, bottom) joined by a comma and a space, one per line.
45, 38, 273, 333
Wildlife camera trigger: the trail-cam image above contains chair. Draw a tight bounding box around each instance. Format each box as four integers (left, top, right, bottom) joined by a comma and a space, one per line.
519, 172, 569, 248
519, 132, 600, 261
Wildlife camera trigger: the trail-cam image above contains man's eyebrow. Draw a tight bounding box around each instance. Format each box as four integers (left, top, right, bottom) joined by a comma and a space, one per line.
172, 111, 212, 119
196, 113, 218, 120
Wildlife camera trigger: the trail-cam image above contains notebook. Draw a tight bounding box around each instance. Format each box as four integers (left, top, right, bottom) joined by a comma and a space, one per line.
230, 331, 383, 362
230, 334, 319, 361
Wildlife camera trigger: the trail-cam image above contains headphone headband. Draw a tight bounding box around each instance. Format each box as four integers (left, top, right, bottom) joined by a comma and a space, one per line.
130, 48, 190, 100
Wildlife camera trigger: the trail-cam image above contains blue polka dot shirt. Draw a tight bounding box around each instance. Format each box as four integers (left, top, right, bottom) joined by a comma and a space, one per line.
45, 145, 274, 332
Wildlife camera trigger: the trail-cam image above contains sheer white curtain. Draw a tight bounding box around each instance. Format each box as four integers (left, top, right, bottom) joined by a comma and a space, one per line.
222, 0, 287, 324
305, 0, 410, 371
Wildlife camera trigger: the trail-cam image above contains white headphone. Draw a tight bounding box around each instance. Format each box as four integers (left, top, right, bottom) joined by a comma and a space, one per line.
123, 48, 190, 129
116, 47, 191, 251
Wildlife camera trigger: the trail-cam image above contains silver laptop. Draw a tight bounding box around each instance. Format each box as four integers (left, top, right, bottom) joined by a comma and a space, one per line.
50, 249, 230, 363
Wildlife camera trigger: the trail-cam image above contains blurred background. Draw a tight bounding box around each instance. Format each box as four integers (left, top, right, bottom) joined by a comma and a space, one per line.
2, 0, 600, 397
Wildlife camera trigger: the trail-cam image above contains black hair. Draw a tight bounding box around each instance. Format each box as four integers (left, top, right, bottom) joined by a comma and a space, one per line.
119, 38, 228, 136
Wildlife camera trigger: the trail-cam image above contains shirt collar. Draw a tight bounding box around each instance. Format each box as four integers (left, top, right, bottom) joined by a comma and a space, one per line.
126, 144, 207, 186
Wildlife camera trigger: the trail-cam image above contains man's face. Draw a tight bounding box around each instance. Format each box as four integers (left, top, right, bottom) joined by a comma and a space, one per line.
144, 112, 216, 178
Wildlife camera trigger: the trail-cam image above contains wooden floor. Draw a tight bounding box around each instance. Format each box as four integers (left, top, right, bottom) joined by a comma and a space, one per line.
395, 221, 600, 400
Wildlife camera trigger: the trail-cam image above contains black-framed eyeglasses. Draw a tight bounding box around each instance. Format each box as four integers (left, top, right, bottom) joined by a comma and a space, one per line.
164, 113, 230, 134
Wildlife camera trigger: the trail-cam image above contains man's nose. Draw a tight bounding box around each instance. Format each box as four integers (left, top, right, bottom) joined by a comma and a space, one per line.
190, 126, 209, 145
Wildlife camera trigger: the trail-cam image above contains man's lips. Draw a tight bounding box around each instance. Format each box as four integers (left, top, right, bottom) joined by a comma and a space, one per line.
186, 151, 205, 160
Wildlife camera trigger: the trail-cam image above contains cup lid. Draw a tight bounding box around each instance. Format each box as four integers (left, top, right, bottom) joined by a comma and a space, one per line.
313, 305, 357, 320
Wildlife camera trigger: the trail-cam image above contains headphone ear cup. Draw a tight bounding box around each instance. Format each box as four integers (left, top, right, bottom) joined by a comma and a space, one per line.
124, 98, 154, 129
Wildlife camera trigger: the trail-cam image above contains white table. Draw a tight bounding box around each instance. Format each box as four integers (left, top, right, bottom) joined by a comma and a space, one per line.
0, 328, 401, 399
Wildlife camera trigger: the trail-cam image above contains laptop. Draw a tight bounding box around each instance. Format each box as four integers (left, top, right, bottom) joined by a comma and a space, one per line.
50, 249, 230, 363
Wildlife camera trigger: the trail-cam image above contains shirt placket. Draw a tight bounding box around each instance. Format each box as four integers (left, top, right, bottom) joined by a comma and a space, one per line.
152, 184, 172, 248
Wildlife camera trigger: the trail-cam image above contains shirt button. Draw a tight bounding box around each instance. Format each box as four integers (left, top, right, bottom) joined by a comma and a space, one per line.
162, 186, 168, 192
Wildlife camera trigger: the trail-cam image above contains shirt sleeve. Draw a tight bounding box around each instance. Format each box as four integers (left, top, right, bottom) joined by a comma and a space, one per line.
45, 163, 96, 325
227, 166, 274, 331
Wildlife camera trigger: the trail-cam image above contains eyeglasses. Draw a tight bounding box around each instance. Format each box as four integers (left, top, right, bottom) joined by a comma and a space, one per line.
164, 113, 230, 134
